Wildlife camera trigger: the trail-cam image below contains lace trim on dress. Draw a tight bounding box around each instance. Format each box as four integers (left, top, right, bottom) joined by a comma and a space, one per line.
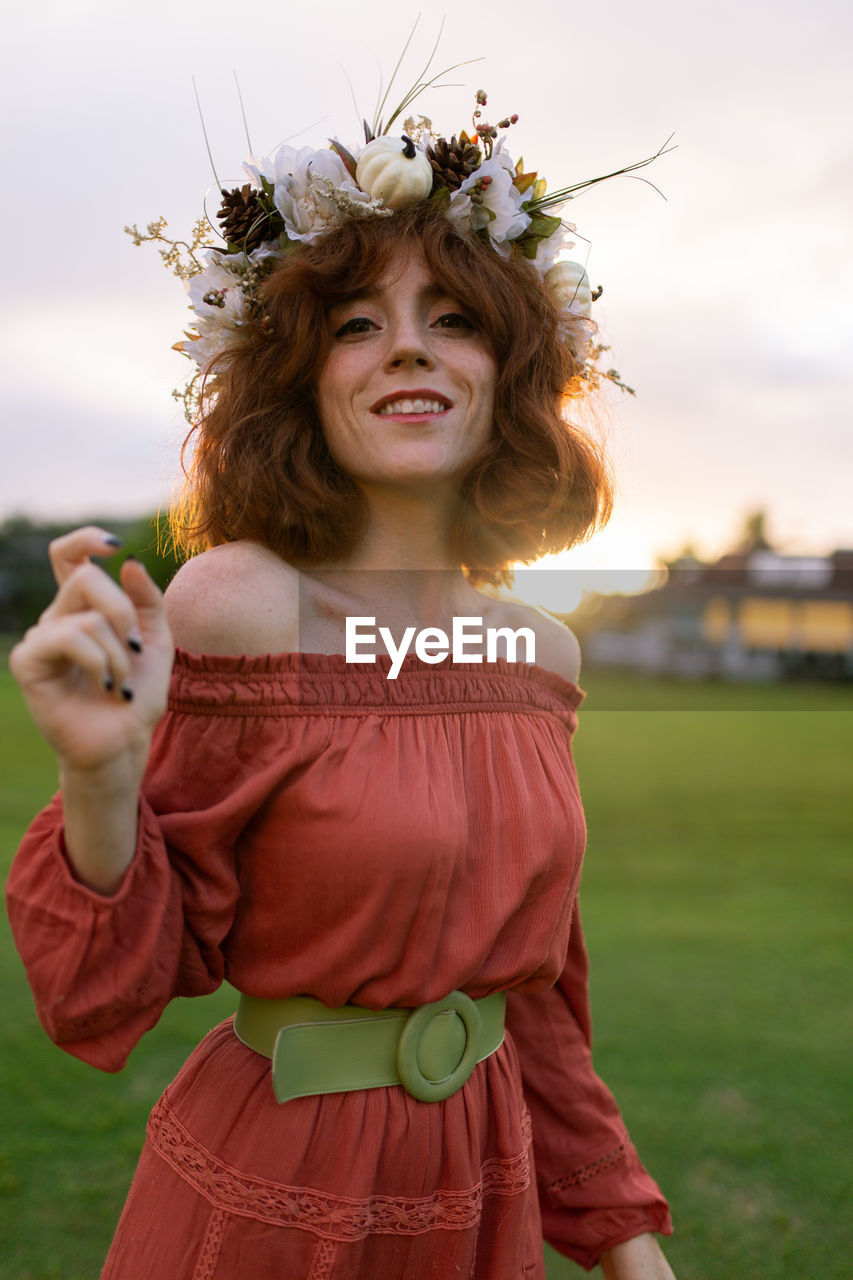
191, 1207, 226, 1280
148, 1096, 533, 1242
545, 1135, 629, 1195
309, 1238, 338, 1280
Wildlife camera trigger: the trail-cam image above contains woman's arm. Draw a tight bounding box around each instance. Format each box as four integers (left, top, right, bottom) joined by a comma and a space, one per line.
506, 903, 673, 1270
600, 1233, 677, 1278
9, 526, 173, 893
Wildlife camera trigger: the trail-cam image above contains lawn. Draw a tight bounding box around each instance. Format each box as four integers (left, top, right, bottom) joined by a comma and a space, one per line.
1, 662, 851, 1278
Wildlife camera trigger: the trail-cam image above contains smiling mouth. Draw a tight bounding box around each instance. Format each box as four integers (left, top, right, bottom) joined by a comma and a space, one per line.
371, 393, 453, 417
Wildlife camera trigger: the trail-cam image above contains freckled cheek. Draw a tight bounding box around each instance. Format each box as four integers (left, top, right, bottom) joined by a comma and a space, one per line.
475, 385, 497, 440
317, 378, 365, 442
472, 357, 497, 426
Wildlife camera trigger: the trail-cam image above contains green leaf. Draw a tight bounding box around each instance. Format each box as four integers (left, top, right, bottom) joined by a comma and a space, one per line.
429, 186, 451, 209
525, 213, 562, 240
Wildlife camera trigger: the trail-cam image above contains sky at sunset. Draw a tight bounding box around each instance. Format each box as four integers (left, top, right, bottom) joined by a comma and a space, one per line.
2, 0, 851, 607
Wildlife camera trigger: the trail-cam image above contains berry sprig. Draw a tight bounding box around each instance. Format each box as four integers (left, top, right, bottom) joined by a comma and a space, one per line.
471, 89, 519, 159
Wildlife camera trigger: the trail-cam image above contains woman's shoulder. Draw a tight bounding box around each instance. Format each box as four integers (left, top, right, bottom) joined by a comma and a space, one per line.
482, 595, 581, 687
164, 541, 300, 657
163, 548, 581, 685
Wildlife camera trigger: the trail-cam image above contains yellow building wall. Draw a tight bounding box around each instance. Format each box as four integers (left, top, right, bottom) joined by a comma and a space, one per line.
702, 596, 732, 644
730, 597, 853, 652
799, 601, 853, 653
737, 598, 796, 649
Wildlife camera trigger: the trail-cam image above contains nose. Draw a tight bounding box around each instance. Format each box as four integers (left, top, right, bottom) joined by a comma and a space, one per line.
384, 315, 435, 371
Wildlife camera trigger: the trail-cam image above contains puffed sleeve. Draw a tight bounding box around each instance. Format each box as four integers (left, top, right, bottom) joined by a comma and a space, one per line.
5, 660, 288, 1074
505, 903, 673, 1272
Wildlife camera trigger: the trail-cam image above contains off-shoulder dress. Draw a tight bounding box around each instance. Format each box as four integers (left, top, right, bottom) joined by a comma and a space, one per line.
6, 649, 672, 1279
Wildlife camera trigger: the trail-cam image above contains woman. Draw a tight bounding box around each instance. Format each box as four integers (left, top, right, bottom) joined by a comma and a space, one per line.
7, 113, 677, 1277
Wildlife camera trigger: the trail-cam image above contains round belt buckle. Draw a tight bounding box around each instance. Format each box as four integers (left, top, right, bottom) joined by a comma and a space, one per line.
396, 991, 482, 1102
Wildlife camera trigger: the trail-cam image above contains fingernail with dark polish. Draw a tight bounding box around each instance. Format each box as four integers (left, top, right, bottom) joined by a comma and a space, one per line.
125, 554, 139, 562
104, 675, 114, 692
103, 535, 123, 548
127, 632, 143, 653
121, 686, 134, 702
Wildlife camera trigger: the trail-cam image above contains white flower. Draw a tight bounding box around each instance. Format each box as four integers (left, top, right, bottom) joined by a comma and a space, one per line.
444, 189, 474, 236
179, 243, 285, 367
246, 144, 374, 243
180, 250, 251, 367
185, 251, 245, 322
557, 313, 596, 372
446, 148, 530, 247
530, 222, 577, 276
242, 151, 276, 188
181, 322, 232, 371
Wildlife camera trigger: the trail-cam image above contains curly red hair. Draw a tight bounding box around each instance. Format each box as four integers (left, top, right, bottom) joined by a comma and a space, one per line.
171, 202, 612, 587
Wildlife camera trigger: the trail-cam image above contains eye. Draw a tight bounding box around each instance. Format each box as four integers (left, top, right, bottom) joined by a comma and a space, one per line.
333, 316, 378, 338
432, 311, 476, 331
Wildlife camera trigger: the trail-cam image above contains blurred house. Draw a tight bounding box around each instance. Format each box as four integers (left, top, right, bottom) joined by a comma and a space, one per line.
581, 550, 853, 681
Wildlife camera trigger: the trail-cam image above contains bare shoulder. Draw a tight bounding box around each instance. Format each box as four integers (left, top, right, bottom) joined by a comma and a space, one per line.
164, 541, 300, 657
490, 597, 582, 686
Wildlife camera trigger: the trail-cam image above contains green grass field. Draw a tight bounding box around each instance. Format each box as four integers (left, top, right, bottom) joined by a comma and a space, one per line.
1, 662, 851, 1279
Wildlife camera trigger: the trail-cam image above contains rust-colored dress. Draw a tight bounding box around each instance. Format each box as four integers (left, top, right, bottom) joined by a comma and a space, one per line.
7, 650, 671, 1279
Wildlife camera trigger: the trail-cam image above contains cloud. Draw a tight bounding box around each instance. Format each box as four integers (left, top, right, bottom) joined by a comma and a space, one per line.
1, 0, 850, 562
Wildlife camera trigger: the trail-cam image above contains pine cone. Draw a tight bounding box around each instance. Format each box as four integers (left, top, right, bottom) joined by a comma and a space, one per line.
426, 136, 482, 193
216, 185, 280, 252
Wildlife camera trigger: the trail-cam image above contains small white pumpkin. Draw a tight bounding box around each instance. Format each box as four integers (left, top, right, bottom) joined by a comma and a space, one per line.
544, 261, 594, 318
356, 135, 433, 211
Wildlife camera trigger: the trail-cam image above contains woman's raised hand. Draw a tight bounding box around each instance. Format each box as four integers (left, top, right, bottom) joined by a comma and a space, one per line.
9, 526, 174, 779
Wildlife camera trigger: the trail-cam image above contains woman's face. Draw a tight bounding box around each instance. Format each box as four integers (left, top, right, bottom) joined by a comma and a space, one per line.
316, 247, 497, 490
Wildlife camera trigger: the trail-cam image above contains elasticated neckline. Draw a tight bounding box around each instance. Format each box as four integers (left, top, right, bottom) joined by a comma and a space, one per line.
168, 646, 585, 718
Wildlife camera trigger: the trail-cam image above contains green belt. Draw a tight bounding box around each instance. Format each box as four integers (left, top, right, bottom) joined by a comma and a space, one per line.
234, 989, 507, 1105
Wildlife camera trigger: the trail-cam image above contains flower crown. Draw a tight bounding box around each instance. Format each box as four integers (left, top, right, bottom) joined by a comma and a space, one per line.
126, 67, 672, 419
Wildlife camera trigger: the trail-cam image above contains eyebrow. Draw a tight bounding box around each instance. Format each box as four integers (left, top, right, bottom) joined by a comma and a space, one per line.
330, 281, 457, 311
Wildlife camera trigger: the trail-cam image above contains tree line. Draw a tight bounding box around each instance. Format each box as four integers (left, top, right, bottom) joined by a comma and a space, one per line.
0, 515, 182, 637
